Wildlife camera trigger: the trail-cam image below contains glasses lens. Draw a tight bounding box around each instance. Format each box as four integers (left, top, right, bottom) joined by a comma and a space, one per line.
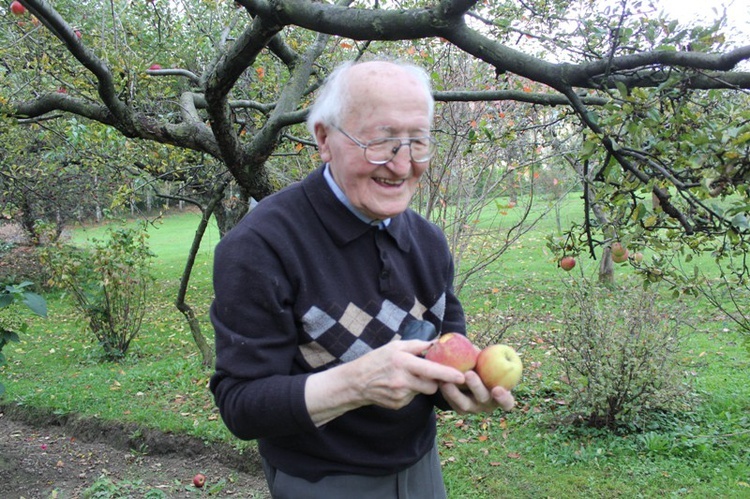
363, 138, 396, 164
364, 138, 435, 164
410, 138, 434, 162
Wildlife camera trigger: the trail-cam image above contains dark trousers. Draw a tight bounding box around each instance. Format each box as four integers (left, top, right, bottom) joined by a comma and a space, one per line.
261, 443, 448, 499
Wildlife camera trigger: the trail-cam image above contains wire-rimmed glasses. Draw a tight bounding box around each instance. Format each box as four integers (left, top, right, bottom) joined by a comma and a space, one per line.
333, 125, 437, 165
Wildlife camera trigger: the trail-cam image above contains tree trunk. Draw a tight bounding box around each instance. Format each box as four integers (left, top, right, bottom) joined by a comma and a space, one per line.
213, 191, 251, 238
599, 246, 614, 285
174, 181, 231, 366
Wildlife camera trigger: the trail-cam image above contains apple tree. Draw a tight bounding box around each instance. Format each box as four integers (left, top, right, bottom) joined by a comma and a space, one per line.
2, 0, 750, 359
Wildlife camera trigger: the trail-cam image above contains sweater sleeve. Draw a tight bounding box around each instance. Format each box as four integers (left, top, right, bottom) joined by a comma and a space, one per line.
209, 224, 318, 440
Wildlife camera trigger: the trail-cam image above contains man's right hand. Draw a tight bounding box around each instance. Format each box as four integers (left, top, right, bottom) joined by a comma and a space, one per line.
305, 340, 465, 426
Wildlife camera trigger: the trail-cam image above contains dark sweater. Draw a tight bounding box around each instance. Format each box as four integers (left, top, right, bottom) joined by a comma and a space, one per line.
209, 166, 465, 482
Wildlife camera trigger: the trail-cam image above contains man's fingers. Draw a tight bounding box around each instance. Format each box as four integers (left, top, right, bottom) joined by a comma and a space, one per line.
398, 339, 435, 356
405, 355, 465, 385
492, 386, 516, 411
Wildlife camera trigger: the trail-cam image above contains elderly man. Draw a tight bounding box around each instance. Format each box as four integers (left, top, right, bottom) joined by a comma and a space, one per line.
210, 59, 514, 498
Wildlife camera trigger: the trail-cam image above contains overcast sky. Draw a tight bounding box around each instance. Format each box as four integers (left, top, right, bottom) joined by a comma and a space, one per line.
657, 0, 749, 46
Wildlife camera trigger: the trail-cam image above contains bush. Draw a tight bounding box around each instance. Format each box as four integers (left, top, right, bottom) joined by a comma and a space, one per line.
42, 226, 154, 361
548, 277, 693, 430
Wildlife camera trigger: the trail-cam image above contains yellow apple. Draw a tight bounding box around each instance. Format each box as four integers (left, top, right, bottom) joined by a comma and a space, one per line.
475, 344, 523, 390
424, 332, 479, 373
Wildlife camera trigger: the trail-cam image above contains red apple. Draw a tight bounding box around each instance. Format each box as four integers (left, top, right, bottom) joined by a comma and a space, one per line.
612, 248, 629, 264
611, 241, 627, 258
559, 256, 576, 271
475, 344, 523, 390
10, 1, 26, 15
424, 332, 479, 373
632, 252, 644, 264
74, 29, 82, 39
149, 64, 162, 70
193, 473, 205, 488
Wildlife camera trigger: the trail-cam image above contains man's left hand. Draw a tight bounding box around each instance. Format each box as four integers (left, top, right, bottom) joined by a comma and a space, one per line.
439, 370, 515, 414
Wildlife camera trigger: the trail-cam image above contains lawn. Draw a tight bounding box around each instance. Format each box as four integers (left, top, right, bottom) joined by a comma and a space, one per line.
2, 203, 749, 498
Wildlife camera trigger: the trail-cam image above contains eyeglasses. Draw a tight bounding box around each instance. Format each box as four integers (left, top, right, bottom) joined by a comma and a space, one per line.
333, 125, 437, 165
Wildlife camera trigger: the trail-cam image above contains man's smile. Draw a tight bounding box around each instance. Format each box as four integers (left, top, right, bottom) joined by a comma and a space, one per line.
373, 177, 405, 187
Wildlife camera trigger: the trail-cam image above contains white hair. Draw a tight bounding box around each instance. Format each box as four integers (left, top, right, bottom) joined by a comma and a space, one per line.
306, 60, 435, 142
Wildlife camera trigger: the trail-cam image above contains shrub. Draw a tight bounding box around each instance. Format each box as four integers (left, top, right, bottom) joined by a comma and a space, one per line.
42, 226, 154, 361
548, 277, 692, 430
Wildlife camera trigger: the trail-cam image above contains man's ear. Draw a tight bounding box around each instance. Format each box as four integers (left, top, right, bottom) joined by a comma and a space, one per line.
314, 123, 332, 162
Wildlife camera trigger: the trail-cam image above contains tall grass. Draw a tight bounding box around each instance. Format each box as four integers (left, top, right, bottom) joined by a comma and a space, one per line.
2, 203, 749, 498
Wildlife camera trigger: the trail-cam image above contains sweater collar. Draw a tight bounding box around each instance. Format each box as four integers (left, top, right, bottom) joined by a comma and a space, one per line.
303, 165, 412, 252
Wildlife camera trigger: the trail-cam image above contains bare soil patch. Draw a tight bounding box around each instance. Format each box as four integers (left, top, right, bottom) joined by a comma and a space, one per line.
0, 405, 269, 498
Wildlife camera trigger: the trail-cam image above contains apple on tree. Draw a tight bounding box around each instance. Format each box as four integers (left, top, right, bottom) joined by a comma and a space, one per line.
559, 256, 576, 271
610, 241, 629, 263
611, 241, 626, 258
611, 249, 629, 264
475, 344, 523, 390
10, 1, 26, 15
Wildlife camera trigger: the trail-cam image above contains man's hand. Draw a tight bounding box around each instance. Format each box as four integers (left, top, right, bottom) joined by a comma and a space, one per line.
305, 340, 465, 426
439, 370, 516, 414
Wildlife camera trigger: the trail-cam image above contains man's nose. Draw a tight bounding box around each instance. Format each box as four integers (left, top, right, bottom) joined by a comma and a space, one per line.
388, 142, 413, 171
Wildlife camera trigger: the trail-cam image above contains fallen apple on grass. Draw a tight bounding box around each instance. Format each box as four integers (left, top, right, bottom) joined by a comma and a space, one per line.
475, 344, 523, 390
193, 473, 206, 488
424, 332, 479, 372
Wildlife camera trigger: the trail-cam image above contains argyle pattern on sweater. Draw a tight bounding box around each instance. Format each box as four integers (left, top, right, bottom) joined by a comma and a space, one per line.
299, 294, 446, 368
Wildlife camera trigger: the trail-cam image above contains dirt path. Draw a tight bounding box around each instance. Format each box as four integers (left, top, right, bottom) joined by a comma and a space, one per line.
0, 409, 270, 498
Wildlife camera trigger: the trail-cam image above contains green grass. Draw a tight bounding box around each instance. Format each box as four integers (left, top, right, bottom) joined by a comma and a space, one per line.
437, 326, 750, 498
2, 203, 750, 498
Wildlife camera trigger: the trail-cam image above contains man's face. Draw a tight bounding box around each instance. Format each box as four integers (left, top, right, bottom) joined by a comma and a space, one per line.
315, 63, 433, 221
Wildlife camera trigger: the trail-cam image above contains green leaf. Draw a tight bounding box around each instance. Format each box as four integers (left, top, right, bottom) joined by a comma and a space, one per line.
581, 139, 597, 157
731, 213, 749, 230
22, 292, 47, 318
615, 81, 629, 99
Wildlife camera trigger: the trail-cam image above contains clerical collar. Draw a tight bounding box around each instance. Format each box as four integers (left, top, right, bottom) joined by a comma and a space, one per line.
323, 163, 391, 229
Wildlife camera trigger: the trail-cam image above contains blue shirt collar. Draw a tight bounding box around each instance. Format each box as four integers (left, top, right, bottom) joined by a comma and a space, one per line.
323, 163, 390, 229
